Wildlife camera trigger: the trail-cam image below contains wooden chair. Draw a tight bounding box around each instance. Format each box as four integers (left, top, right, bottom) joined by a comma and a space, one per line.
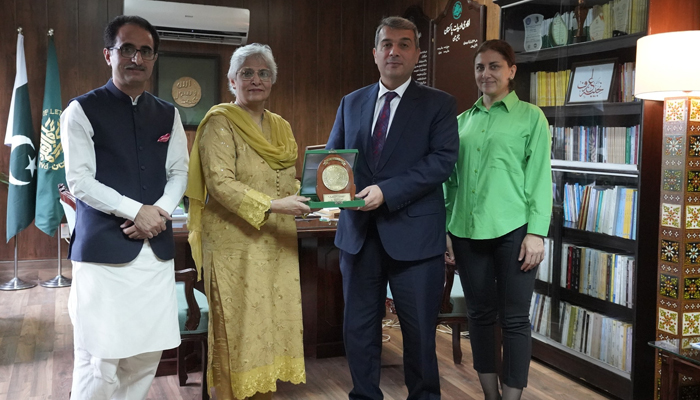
385, 262, 469, 364
174, 268, 209, 400
58, 183, 76, 232
59, 184, 209, 399
436, 262, 469, 364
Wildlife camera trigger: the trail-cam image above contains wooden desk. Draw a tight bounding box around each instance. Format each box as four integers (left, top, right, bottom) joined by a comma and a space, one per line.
649, 340, 700, 399
296, 218, 344, 358
172, 218, 345, 359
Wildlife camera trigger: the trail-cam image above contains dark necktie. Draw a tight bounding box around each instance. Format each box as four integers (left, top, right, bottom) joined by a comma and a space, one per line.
372, 91, 398, 167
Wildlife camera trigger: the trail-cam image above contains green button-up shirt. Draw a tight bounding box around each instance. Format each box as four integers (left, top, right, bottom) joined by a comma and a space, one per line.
444, 91, 552, 239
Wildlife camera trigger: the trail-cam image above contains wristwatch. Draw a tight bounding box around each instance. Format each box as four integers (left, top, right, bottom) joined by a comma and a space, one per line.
265, 200, 272, 215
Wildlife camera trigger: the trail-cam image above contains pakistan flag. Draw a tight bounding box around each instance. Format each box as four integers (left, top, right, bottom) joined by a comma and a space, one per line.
5, 32, 37, 242
35, 33, 66, 236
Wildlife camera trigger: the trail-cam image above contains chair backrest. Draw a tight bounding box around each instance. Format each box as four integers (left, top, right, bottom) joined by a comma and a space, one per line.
175, 268, 202, 331
58, 183, 77, 234
58, 183, 76, 210
441, 263, 457, 314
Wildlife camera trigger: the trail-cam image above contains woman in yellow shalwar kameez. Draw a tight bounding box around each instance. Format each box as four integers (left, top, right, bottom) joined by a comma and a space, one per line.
186, 43, 309, 400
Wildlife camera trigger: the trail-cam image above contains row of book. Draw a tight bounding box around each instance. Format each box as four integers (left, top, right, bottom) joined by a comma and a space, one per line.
625, 0, 648, 36
550, 124, 640, 165
528, 0, 647, 51
530, 293, 552, 337
617, 62, 637, 103
536, 238, 554, 283
529, 63, 636, 107
560, 243, 635, 308
529, 295, 633, 372
560, 301, 633, 373
584, 0, 647, 40
563, 183, 638, 240
529, 70, 570, 107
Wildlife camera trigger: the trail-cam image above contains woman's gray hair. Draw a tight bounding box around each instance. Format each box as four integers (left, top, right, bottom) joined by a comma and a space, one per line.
227, 43, 278, 96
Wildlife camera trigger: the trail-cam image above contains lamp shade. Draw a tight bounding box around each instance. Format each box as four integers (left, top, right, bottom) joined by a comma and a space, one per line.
634, 30, 700, 101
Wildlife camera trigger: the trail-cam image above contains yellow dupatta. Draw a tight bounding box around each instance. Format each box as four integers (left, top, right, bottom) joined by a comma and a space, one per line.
185, 103, 298, 275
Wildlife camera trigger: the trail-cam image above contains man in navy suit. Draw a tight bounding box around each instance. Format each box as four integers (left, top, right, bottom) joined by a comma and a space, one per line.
326, 16, 459, 400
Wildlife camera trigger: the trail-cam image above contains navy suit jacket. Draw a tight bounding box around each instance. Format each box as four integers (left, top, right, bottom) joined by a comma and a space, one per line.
326, 80, 459, 261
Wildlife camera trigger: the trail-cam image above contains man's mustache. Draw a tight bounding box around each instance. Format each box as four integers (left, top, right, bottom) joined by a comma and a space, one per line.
125, 65, 146, 71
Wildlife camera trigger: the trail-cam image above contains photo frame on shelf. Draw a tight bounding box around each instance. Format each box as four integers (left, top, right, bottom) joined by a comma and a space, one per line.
154, 53, 220, 128
566, 59, 618, 104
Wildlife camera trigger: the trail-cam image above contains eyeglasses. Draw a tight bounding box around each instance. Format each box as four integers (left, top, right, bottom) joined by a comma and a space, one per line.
109, 44, 156, 61
238, 68, 272, 81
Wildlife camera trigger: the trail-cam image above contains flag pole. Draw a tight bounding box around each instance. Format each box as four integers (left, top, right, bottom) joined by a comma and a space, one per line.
3, 26, 37, 290
0, 236, 37, 290
40, 227, 71, 288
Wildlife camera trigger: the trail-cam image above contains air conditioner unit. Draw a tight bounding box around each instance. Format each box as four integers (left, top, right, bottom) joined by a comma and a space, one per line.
123, 0, 249, 46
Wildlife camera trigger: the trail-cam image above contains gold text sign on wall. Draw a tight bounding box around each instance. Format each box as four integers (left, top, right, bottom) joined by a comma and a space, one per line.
171, 77, 202, 108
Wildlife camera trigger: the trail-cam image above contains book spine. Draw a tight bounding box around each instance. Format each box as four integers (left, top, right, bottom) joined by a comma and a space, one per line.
605, 254, 612, 301
567, 245, 573, 289
573, 246, 581, 291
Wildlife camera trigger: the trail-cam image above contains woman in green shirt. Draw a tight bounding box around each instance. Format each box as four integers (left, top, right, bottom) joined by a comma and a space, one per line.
444, 40, 552, 400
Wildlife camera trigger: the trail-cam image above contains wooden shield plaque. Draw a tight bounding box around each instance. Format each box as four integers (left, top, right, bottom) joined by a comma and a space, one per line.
316, 154, 356, 204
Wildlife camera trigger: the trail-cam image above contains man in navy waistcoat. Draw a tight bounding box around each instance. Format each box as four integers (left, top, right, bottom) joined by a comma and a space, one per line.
60, 15, 189, 400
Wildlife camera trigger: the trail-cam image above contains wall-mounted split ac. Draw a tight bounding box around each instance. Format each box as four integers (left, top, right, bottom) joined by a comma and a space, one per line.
123, 0, 249, 46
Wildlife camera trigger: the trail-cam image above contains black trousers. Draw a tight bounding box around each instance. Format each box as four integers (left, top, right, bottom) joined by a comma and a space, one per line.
450, 225, 536, 389
340, 220, 444, 400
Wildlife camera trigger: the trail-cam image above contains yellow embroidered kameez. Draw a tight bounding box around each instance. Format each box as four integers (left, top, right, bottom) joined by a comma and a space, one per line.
196, 110, 305, 399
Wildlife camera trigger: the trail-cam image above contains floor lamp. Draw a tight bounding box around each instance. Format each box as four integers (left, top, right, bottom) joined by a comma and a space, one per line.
634, 30, 700, 395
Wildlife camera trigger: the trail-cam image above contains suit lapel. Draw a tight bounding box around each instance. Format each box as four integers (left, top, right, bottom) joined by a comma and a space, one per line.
376, 81, 420, 171
360, 84, 379, 172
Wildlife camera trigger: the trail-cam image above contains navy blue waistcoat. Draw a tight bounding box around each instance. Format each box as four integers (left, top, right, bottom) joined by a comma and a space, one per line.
68, 80, 176, 264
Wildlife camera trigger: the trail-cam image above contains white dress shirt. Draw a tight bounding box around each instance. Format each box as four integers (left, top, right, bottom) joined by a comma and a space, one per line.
372, 77, 412, 138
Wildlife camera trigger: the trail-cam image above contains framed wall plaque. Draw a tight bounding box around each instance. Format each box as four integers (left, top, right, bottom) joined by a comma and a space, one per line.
566, 59, 617, 104
404, 5, 432, 86
432, 0, 486, 114
154, 53, 220, 128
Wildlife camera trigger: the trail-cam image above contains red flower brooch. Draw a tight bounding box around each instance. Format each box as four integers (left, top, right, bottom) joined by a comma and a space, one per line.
157, 133, 171, 143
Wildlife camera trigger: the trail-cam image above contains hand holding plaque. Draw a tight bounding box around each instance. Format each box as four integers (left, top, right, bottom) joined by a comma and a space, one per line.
316, 155, 356, 203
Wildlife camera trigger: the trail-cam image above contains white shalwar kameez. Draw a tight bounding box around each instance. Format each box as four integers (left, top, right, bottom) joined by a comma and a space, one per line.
61, 98, 189, 399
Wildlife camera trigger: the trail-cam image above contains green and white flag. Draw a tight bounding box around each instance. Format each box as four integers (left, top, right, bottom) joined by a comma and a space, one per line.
35, 32, 66, 236
5, 32, 37, 242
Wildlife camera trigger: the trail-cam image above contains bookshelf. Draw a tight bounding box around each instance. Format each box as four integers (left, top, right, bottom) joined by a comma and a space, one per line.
541, 102, 642, 118
498, 0, 655, 398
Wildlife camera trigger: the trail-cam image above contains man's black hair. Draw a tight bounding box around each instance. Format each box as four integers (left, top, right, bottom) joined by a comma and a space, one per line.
104, 15, 160, 53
